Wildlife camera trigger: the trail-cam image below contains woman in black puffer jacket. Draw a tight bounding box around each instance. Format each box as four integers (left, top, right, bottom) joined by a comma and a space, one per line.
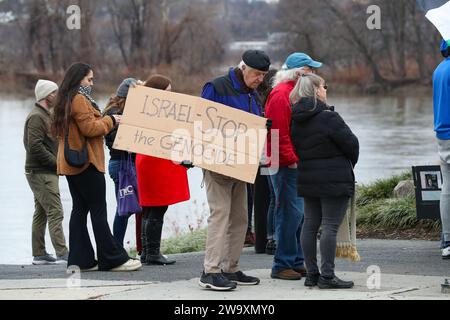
290, 73, 359, 289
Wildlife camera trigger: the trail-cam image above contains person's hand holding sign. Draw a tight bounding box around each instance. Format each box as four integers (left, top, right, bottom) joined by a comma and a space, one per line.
180, 160, 195, 169
129, 80, 144, 89
113, 114, 122, 124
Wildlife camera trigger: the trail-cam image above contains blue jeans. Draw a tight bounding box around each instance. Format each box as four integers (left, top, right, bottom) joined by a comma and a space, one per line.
267, 176, 277, 240
108, 159, 130, 247
270, 167, 304, 273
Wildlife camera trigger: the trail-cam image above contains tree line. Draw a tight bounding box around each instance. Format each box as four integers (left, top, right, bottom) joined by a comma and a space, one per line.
274, 0, 442, 90
0, 0, 444, 93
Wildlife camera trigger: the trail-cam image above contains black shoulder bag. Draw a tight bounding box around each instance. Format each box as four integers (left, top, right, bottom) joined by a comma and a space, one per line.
64, 123, 88, 168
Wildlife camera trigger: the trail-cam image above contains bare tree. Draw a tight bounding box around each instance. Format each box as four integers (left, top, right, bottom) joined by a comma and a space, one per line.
277, 0, 441, 89
77, 0, 96, 63
106, 0, 162, 71
174, 3, 229, 74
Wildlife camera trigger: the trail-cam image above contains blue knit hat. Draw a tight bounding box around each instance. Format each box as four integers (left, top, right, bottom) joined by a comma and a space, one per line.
117, 78, 137, 98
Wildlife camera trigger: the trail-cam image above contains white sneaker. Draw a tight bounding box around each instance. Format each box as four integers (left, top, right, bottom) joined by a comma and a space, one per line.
110, 259, 142, 272
442, 246, 450, 260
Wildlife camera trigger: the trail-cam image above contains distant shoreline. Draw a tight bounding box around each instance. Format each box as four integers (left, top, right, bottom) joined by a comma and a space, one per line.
0, 82, 433, 101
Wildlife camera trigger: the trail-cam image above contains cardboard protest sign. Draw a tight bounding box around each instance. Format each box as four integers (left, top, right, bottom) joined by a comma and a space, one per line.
113, 86, 268, 184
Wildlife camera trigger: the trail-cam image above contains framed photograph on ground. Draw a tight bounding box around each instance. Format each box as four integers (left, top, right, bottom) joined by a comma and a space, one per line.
412, 166, 442, 220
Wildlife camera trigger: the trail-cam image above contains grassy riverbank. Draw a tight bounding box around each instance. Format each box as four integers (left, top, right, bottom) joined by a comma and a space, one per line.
356, 172, 441, 240
161, 229, 207, 254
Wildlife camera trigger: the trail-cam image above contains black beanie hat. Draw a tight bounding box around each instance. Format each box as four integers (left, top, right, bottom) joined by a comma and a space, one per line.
242, 50, 271, 72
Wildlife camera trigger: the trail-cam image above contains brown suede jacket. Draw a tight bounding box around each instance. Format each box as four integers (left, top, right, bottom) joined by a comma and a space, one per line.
57, 94, 115, 176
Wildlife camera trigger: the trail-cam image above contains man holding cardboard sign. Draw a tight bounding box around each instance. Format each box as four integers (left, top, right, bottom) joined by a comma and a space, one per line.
113, 52, 269, 290
198, 50, 271, 291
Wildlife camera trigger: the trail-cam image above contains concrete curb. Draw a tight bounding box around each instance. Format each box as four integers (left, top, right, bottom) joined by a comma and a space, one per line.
1, 270, 449, 300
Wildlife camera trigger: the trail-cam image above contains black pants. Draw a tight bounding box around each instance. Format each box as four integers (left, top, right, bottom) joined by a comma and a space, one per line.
301, 196, 349, 278
66, 165, 129, 271
253, 171, 270, 253
247, 183, 254, 232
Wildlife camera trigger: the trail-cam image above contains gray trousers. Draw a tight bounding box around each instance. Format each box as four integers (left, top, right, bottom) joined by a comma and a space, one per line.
25, 172, 68, 257
301, 196, 349, 278
438, 139, 450, 243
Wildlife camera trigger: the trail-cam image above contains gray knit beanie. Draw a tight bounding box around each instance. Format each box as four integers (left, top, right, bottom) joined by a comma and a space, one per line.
35, 79, 58, 102
116, 78, 137, 98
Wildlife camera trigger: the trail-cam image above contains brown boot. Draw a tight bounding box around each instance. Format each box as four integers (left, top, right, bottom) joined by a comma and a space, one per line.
270, 269, 302, 280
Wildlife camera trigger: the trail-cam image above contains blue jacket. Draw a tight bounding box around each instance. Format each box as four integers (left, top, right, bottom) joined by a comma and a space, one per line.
201, 68, 262, 116
433, 57, 450, 140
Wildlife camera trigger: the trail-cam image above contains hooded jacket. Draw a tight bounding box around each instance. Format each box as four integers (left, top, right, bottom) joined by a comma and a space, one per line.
291, 97, 359, 198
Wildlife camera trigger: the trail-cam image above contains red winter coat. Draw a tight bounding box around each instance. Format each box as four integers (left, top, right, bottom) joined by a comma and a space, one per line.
265, 81, 299, 167
135, 155, 190, 207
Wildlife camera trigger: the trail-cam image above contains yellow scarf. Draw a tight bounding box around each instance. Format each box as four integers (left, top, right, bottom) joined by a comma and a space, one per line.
336, 196, 361, 262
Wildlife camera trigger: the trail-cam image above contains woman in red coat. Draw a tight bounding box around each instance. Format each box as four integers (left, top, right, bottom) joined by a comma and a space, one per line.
136, 75, 191, 265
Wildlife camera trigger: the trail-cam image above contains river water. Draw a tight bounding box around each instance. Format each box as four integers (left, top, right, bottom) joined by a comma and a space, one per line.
0, 94, 439, 264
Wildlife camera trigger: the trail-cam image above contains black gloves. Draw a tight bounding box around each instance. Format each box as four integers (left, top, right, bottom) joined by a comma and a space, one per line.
180, 160, 195, 169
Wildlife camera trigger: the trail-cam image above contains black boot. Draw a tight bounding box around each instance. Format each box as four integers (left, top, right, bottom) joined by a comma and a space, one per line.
140, 214, 147, 264
318, 275, 354, 289
304, 273, 321, 287
145, 218, 175, 266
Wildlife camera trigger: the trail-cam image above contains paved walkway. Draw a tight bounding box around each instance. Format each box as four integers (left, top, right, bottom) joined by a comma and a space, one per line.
0, 240, 449, 300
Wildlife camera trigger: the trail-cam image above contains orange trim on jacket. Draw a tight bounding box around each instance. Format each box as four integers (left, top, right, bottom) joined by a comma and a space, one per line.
57, 94, 114, 176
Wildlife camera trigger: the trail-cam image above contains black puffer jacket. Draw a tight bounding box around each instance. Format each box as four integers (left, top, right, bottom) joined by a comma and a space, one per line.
291, 97, 359, 198
104, 106, 135, 161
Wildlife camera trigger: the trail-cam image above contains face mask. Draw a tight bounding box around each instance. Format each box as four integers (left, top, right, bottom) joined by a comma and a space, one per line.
79, 85, 93, 96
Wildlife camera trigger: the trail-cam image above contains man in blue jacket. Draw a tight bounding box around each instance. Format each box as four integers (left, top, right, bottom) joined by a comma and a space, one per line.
433, 39, 450, 259
199, 50, 270, 291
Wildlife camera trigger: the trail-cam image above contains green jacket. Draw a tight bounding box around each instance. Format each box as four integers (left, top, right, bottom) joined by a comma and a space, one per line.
23, 103, 57, 173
